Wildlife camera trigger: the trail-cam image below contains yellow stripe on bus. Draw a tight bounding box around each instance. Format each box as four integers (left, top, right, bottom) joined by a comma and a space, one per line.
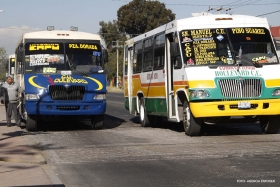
188, 80, 215, 88
124, 77, 215, 97
265, 79, 280, 87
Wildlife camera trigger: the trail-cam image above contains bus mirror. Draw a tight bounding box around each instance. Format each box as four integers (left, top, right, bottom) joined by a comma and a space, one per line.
170, 42, 179, 58
17, 68, 22, 74
17, 45, 24, 61
174, 56, 182, 69
103, 49, 109, 63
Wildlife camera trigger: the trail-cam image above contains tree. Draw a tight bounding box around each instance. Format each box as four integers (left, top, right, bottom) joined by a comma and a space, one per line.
99, 20, 125, 49
0, 47, 8, 80
98, 0, 175, 87
117, 0, 175, 37
98, 21, 126, 85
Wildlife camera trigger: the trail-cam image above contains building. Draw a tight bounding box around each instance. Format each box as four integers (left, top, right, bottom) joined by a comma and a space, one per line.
270, 26, 280, 39
270, 26, 280, 50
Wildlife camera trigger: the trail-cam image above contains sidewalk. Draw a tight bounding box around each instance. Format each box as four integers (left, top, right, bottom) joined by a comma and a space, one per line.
106, 86, 124, 93
0, 104, 64, 187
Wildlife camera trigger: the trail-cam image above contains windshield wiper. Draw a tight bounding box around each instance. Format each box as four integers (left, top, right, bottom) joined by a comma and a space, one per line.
68, 59, 89, 77
233, 50, 263, 68
68, 59, 75, 71
224, 29, 262, 68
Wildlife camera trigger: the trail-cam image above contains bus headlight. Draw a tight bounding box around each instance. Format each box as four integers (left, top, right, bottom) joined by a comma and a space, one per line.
272, 89, 280, 96
189, 90, 209, 98
93, 94, 106, 100
25, 94, 40, 100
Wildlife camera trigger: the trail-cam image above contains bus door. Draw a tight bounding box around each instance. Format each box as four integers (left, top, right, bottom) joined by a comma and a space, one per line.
127, 47, 134, 114
166, 34, 177, 121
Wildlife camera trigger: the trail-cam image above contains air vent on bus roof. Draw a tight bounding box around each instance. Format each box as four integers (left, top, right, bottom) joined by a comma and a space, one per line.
70, 26, 78, 31
215, 18, 233, 21
57, 34, 70, 36
47, 26, 55, 31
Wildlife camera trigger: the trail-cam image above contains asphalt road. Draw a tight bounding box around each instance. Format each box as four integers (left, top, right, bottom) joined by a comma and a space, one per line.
23, 90, 280, 187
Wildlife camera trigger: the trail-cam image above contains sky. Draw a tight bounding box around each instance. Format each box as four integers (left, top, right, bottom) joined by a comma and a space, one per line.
0, 0, 279, 55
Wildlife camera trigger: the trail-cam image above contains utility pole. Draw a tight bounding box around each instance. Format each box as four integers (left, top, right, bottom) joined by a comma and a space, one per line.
112, 40, 123, 88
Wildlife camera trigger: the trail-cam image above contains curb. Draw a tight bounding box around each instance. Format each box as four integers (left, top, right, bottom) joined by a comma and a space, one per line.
0, 105, 65, 186
106, 86, 124, 93
22, 130, 65, 186
0, 157, 46, 165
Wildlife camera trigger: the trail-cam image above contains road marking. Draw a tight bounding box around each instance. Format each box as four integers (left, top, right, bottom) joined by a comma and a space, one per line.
107, 101, 123, 105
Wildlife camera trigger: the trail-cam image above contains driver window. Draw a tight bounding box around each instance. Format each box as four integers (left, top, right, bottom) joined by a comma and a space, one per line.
91, 55, 102, 66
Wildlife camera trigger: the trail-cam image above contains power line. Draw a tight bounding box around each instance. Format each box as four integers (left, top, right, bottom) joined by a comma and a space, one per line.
112, 0, 280, 6
256, 9, 280, 17
224, 0, 244, 5
207, 0, 252, 14
165, 1, 279, 6
219, 0, 260, 13
0, 27, 42, 31
228, 0, 260, 9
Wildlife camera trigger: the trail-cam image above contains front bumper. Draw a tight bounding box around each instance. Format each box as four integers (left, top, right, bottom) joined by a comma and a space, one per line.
25, 101, 106, 115
190, 99, 280, 117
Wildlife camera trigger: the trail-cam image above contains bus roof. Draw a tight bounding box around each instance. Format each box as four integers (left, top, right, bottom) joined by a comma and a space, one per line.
16, 30, 107, 50
126, 14, 269, 44
175, 14, 269, 30
21, 30, 102, 40
9, 54, 15, 58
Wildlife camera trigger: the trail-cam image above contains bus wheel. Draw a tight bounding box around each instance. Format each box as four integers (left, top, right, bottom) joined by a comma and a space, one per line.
183, 101, 201, 136
26, 114, 38, 132
91, 114, 104, 130
139, 98, 151, 127
260, 115, 280, 134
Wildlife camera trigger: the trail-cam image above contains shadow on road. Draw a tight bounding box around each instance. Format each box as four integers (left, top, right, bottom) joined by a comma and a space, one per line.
128, 116, 276, 136
20, 114, 125, 132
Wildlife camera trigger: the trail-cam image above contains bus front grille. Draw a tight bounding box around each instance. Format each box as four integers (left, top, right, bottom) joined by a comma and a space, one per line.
49, 85, 85, 100
219, 79, 262, 98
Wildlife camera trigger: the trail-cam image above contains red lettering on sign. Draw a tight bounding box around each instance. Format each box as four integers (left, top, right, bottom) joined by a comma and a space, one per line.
154, 73, 158, 79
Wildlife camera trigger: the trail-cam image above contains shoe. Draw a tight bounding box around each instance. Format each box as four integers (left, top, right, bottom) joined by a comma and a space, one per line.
7, 124, 12, 127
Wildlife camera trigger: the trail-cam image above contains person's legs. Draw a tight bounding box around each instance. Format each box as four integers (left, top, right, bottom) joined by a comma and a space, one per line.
11, 103, 21, 127
5, 103, 12, 127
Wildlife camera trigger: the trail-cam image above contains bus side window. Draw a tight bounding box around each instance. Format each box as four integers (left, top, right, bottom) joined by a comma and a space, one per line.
15, 61, 22, 74
133, 42, 143, 73
153, 33, 165, 70
124, 46, 128, 75
143, 38, 153, 72
174, 56, 182, 69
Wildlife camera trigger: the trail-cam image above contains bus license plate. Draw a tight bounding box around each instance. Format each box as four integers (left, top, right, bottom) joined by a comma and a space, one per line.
238, 101, 251, 109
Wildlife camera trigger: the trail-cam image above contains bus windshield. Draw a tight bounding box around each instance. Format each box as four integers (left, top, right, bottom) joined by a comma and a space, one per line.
24, 42, 66, 74
179, 27, 279, 67
65, 42, 103, 74
24, 42, 103, 74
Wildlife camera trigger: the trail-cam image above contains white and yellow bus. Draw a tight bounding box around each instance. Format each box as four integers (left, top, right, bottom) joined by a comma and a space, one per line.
123, 14, 280, 136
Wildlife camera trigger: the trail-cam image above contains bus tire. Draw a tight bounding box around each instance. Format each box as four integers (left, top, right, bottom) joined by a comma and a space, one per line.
183, 101, 202, 136
139, 98, 151, 127
260, 115, 280, 134
26, 114, 38, 132
91, 114, 104, 130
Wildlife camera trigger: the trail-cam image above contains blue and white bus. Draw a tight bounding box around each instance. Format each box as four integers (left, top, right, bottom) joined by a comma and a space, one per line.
14, 27, 108, 131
